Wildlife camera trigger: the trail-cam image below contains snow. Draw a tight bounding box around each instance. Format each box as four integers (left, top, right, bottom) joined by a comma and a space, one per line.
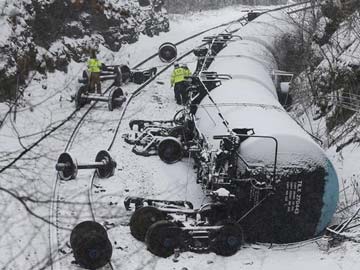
1, 3, 360, 270
0, 14, 12, 69
0, 17, 11, 46
196, 12, 327, 168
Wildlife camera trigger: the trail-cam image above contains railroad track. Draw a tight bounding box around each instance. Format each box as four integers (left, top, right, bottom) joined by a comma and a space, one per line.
47, 14, 249, 270
0, 0, 313, 176
47, 1, 317, 269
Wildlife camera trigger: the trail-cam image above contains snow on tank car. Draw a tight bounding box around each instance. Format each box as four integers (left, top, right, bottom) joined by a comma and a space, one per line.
123, 10, 340, 257
195, 11, 339, 243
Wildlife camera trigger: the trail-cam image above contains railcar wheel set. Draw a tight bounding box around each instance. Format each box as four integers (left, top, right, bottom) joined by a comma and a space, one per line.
76, 64, 158, 111
50, 2, 346, 269
51, 14, 225, 267
52, 40, 179, 269
126, 201, 245, 257
70, 221, 113, 269
122, 4, 341, 259
55, 150, 117, 181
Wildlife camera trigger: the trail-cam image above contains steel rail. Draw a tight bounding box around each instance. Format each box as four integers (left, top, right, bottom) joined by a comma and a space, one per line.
47, 1, 322, 268
47, 15, 247, 270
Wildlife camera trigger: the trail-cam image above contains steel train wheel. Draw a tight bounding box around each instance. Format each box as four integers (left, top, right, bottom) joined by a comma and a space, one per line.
158, 137, 183, 164
132, 71, 146, 84
108, 87, 124, 111
70, 221, 112, 269
120, 65, 131, 84
56, 152, 78, 180
145, 220, 182, 258
211, 222, 243, 256
130, 206, 166, 241
95, 150, 116, 178
75, 86, 88, 110
158, 42, 177, 63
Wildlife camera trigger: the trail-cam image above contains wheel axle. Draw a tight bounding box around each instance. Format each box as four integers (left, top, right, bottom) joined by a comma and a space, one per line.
75, 87, 126, 111
55, 150, 117, 180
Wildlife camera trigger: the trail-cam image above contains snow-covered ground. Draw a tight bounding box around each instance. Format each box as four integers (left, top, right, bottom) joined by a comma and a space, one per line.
1, 4, 360, 270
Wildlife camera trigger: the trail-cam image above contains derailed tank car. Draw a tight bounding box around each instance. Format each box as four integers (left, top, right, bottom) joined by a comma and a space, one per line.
195, 11, 339, 242
124, 10, 339, 255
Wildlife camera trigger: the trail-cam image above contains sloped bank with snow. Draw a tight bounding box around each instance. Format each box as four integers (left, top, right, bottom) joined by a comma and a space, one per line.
0, 0, 168, 101
1, 2, 360, 270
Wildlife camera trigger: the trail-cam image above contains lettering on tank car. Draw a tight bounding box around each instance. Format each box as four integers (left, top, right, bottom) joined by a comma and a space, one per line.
284, 180, 303, 214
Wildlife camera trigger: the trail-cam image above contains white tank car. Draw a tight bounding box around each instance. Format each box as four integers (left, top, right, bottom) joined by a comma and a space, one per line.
195, 11, 339, 243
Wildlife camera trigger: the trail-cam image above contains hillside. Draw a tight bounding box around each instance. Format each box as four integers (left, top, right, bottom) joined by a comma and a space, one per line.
0, 0, 168, 101
1, 1, 360, 270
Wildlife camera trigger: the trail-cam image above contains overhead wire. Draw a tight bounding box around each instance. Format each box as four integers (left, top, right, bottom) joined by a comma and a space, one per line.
47, 9, 262, 269
194, 0, 316, 134
0, 1, 328, 267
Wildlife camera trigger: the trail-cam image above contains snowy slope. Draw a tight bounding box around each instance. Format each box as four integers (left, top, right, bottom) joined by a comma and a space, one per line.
0, 4, 249, 269
1, 3, 360, 270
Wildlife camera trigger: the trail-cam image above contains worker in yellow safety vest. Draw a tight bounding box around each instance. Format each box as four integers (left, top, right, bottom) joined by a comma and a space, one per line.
170, 62, 192, 105
87, 50, 102, 94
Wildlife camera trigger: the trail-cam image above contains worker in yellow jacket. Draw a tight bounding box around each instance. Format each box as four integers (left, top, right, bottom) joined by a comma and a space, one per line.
170, 62, 192, 105
87, 50, 102, 94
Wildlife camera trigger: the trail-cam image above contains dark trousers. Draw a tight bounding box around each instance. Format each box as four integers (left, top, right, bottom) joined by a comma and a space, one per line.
174, 81, 188, 105
89, 72, 101, 94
